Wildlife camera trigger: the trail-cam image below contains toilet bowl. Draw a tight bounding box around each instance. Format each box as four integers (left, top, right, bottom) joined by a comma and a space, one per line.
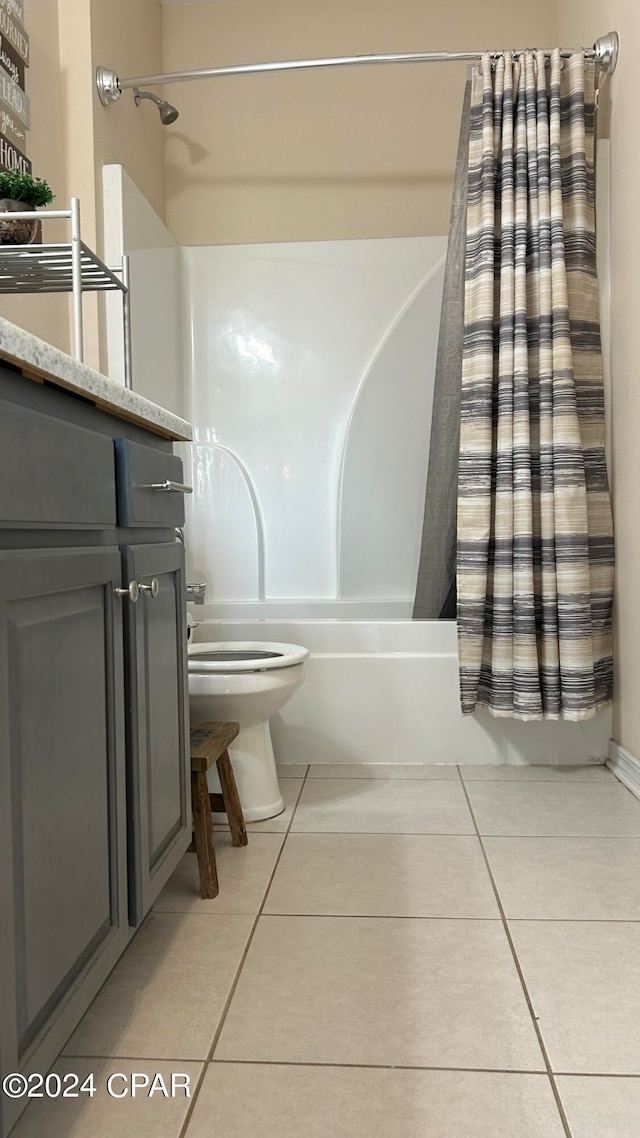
188, 641, 309, 822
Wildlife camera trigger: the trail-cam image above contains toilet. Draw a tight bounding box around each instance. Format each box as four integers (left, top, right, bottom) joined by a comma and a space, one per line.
187, 641, 309, 822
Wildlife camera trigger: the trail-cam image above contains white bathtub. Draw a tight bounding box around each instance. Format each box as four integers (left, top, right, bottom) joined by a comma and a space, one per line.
190, 609, 612, 767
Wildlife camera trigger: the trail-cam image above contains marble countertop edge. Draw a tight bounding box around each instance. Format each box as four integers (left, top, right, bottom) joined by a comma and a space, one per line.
0, 317, 192, 442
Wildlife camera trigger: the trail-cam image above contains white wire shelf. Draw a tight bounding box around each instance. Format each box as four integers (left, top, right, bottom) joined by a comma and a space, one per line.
0, 242, 126, 294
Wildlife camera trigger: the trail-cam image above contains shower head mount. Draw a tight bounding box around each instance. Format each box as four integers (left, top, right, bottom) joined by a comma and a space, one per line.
133, 87, 180, 125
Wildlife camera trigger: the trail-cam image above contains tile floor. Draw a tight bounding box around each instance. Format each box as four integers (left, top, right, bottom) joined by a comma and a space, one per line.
13, 762, 640, 1137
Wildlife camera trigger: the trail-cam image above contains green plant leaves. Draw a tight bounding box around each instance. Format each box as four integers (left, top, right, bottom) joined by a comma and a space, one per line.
0, 171, 54, 206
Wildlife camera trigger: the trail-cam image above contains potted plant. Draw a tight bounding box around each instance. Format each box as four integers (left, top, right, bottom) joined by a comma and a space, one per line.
0, 172, 55, 245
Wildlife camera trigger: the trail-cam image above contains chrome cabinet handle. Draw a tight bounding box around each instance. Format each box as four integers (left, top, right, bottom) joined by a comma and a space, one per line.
148, 480, 193, 494
114, 580, 139, 603
138, 577, 159, 599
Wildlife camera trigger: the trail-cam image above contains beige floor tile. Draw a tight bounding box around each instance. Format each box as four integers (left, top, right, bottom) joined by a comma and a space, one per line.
12, 1058, 201, 1138
461, 764, 613, 782
466, 782, 640, 836
307, 763, 459, 779
291, 778, 475, 834
556, 1076, 640, 1138
155, 834, 285, 916
276, 763, 309, 778
187, 1065, 565, 1137
215, 916, 543, 1069
214, 778, 302, 833
264, 834, 498, 917
485, 837, 640, 919
510, 921, 640, 1073
63, 912, 252, 1060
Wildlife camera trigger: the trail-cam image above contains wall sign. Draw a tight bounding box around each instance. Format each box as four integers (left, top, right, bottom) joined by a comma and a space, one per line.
0, 0, 28, 174
0, 69, 28, 127
0, 3, 28, 66
0, 102, 25, 147
0, 33, 24, 87
0, 0, 24, 24
0, 133, 29, 173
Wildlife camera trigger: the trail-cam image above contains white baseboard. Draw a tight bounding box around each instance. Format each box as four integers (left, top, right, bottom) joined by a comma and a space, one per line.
608, 742, 640, 801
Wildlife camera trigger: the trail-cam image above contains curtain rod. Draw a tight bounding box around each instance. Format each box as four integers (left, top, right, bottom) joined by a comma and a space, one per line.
96, 30, 618, 106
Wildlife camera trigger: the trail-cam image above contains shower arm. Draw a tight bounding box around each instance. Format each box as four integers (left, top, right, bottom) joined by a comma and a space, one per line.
96, 31, 618, 106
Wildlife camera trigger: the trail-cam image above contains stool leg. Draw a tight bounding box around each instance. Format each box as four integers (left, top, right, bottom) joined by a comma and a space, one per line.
191, 770, 219, 898
217, 749, 248, 847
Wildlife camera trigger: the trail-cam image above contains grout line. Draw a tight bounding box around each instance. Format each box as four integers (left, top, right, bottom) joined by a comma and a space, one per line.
276, 833, 640, 842
459, 773, 613, 784
260, 913, 504, 921
253, 913, 640, 923
481, 833, 640, 838
459, 778, 615, 783
151, 908, 640, 924
57, 1054, 640, 1077
553, 1072, 640, 1079
209, 1058, 549, 1074
300, 777, 464, 785
305, 776, 461, 782
480, 834, 640, 841
286, 833, 639, 838
60, 1054, 208, 1064
177, 764, 310, 1138
300, 766, 613, 784
504, 917, 640, 924
456, 767, 575, 1138
279, 833, 478, 842
302, 776, 614, 785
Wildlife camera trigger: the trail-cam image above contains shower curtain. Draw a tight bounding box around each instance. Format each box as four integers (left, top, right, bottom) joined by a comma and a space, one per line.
457, 49, 614, 720
413, 79, 471, 621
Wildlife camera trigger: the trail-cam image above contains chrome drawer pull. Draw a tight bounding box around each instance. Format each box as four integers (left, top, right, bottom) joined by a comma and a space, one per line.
148, 480, 193, 494
138, 577, 159, 599
114, 580, 139, 603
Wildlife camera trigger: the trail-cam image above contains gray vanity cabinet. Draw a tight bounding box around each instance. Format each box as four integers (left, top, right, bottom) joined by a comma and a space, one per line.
0, 546, 130, 1136
122, 540, 190, 925
0, 365, 191, 1138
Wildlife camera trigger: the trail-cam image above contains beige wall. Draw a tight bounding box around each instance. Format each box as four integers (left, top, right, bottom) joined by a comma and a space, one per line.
1, 0, 70, 352
58, 0, 166, 371
89, 0, 166, 371
1, 0, 165, 367
90, 0, 166, 223
55, 0, 165, 251
557, 1, 640, 757
162, 0, 555, 246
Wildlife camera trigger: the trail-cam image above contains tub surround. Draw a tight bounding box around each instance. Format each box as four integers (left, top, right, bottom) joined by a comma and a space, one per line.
182, 237, 446, 604
0, 316, 191, 441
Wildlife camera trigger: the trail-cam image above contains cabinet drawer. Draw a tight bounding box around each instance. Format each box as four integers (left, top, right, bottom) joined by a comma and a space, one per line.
0, 400, 116, 527
115, 439, 188, 528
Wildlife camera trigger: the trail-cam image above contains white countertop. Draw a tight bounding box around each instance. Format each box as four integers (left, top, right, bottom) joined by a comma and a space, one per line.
0, 317, 192, 441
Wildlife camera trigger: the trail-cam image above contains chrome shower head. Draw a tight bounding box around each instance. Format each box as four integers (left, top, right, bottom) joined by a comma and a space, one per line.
133, 87, 179, 125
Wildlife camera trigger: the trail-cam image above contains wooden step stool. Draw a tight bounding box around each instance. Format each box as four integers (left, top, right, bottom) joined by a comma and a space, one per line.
190, 721, 248, 899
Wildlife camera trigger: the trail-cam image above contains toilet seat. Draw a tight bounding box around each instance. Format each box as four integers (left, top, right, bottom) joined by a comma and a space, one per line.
188, 641, 309, 673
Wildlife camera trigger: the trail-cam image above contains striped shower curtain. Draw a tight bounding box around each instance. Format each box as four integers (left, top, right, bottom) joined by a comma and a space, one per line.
457, 49, 614, 721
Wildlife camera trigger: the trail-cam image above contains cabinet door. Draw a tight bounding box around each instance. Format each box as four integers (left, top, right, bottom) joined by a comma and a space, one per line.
122, 542, 190, 925
0, 548, 129, 1136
